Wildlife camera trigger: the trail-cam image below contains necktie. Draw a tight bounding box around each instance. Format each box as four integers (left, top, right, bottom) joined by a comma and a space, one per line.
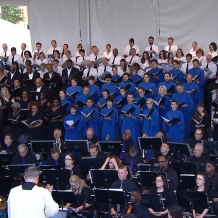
89, 139, 92, 145
95, 56, 97, 60
112, 56, 116, 65
168, 46, 171, 58
206, 63, 208, 69
12, 56, 15, 64
129, 56, 133, 65
87, 69, 90, 78
150, 46, 153, 58
22, 157, 25, 164
55, 161, 58, 166
4, 52, 6, 57
120, 181, 123, 189
186, 63, 189, 74
130, 157, 134, 171
55, 139, 59, 148
21, 51, 23, 57
6, 146, 9, 153
119, 141, 126, 160
104, 66, 106, 72
83, 57, 84, 60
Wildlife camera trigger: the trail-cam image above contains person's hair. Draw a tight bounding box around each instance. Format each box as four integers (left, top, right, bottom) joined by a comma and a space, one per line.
138, 87, 145, 92
11, 47, 16, 52
40, 63, 46, 68
120, 86, 127, 92
195, 173, 209, 192
106, 96, 114, 103
193, 103, 207, 121
130, 66, 138, 74
53, 50, 60, 58
86, 97, 93, 102
11, 102, 21, 109
192, 41, 198, 46
5, 134, 13, 141
18, 143, 27, 151
141, 51, 150, 64
67, 59, 72, 64
24, 50, 32, 58
50, 147, 60, 154
69, 175, 87, 195
77, 43, 83, 48
173, 60, 180, 65
156, 174, 168, 190
29, 101, 40, 110
24, 166, 40, 178
171, 99, 178, 105
119, 164, 128, 171
148, 36, 154, 40
143, 72, 151, 79
123, 72, 129, 77
120, 59, 127, 72
196, 48, 204, 56
59, 89, 66, 94
36, 42, 42, 46
79, 49, 85, 53
106, 155, 122, 169
164, 72, 171, 77
65, 153, 75, 161
176, 48, 184, 57
168, 37, 174, 42
38, 52, 45, 59
129, 38, 134, 43
176, 82, 183, 87
89, 144, 98, 151
158, 85, 167, 94
129, 144, 138, 153
132, 63, 140, 71
106, 43, 111, 48
209, 42, 217, 51
146, 98, 153, 104
151, 59, 158, 64
195, 127, 203, 135
51, 40, 57, 44
88, 76, 95, 81
105, 74, 112, 79
186, 53, 192, 59
159, 50, 167, 59
168, 204, 183, 218
131, 187, 142, 195
61, 43, 69, 57
127, 92, 134, 98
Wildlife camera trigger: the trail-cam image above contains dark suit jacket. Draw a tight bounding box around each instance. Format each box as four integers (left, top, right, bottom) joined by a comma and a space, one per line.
46, 152, 66, 167
11, 152, 37, 165
22, 72, 40, 82
43, 72, 62, 95
7, 72, 22, 85
114, 136, 134, 152
30, 85, 50, 100
123, 153, 143, 168
0, 143, 17, 153
62, 67, 81, 89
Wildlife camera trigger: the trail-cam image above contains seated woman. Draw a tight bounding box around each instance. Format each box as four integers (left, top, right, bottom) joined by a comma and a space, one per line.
66, 175, 93, 218
148, 174, 176, 217
100, 156, 121, 170
64, 153, 81, 178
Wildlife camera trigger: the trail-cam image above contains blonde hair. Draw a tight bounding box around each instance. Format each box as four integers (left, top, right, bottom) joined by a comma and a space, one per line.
69, 175, 86, 195
1, 87, 10, 98
158, 85, 167, 94
146, 98, 153, 104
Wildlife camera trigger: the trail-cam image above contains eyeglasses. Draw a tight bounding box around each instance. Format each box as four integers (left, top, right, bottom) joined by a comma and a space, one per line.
156, 180, 163, 183
158, 161, 165, 164
64, 158, 72, 161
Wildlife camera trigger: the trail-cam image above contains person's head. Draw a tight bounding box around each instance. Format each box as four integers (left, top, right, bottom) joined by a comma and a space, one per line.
63, 43, 69, 51
155, 174, 168, 190
52, 98, 60, 108
54, 129, 62, 139
176, 48, 184, 58
53, 50, 60, 59
130, 66, 138, 76
26, 65, 33, 74
196, 103, 206, 114
79, 49, 85, 57
186, 53, 192, 63
24, 166, 40, 184
102, 89, 109, 99
168, 205, 183, 218
11, 102, 21, 113
120, 87, 127, 96
59, 89, 66, 100
129, 144, 138, 157
66, 50, 72, 58
112, 48, 118, 56
38, 52, 46, 60
193, 143, 203, 158
127, 93, 134, 104
148, 36, 154, 45
186, 73, 193, 83
86, 128, 94, 139
173, 60, 179, 69
35, 78, 42, 88
156, 131, 165, 139
39, 92, 46, 100
130, 48, 136, 56
158, 85, 167, 96
192, 41, 198, 50
22, 90, 28, 99
120, 58, 127, 68
88, 76, 95, 85
51, 40, 57, 48
47, 63, 53, 73
13, 80, 20, 89
141, 51, 150, 62
164, 72, 171, 82
1, 87, 10, 98
83, 86, 90, 96
89, 145, 98, 158
205, 161, 216, 175
106, 96, 114, 108
65, 153, 75, 167
71, 78, 78, 87
176, 83, 184, 94
151, 59, 158, 68
122, 73, 129, 82
29, 101, 39, 113
129, 38, 134, 47
168, 37, 174, 46
2, 43, 8, 51
192, 59, 199, 68
21, 43, 26, 50
11, 47, 16, 56
146, 98, 153, 109
50, 147, 60, 161
196, 173, 208, 189
18, 144, 28, 157
159, 50, 167, 59
67, 59, 73, 69
158, 155, 168, 170
36, 42, 42, 51
209, 42, 217, 52
118, 165, 128, 181
143, 73, 150, 82
92, 46, 99, 55
194, 128, 203, 141
196, 48, 204, 58
69, 175, 86, 194
4, 134, 13, 146
106, 44, 111, 52
9, 65, 16, 73
206, 54, 212, 63
130, 188, 142, 204
24, 50, 32, 59
112, 66, 118, 75
86, 97, 94, 108
77, 43, 83, 51
105, 74, 112, 84
160, 143, 170, 155
86, 60, 92, 69
108, 156, 121, 169
70, 105, 77, 115
138, 87, 145, 98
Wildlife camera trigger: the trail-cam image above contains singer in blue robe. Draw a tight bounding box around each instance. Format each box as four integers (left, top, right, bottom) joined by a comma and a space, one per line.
172, 84, 195, 140
163, 100, 185, 142
81, 98, 101, 137
101, 81, 117, 96
148, 68, 164, 86
184, 80, 200, 105
130, 74, 142, 86
188, 65, 205, 103
63, 106, 82, 139
120, 93, 140, 145
66, 84, 83, 105
60, 97, 71, 114
134, 96, 148, 112
157, 80, 176, 98
141, 99, 160, 136
88, 81, 101, 103
112, 74, 120, 82
75, 92, 90, 111
169, 68, 185, 84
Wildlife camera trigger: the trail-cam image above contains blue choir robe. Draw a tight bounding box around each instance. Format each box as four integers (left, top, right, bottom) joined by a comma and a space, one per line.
101, 83, 117, 95
97, 97, 107, 107
148, 68, 164, 86
130, 74, 142, 86
172, 92, 195, 140
138, 81, 157, 99
88, 84, 101, 103
100, 106, 119, 140
120, 103, 140, 145
66, 85, 83, 105
81, 106, 101, 137
188, 67, 205, 103
118, 81, 138, 97
141, 107, 160, 137
163, 109, 184, 142
154, 95, 171, 128
63, 113, 82, 139
60, 98, 71, 114
75, 93, 90, 111
133, 96, 148, 112
112, 75, 120, 82
169, 69, 185, 83
157, 81, 176, 97
183, 81, 200, 105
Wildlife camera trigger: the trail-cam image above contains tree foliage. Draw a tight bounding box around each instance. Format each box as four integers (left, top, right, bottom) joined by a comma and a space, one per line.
0, 6, 24, 24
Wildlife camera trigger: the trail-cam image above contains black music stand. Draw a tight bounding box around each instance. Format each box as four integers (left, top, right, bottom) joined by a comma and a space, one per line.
141, 193, 166, 212
137, 163, 159, 172
8, 164, 35, 178
203, 141, 218, 157
89, 169, 118, 188
65, 140, 89, 153
168, 142, 192, 156
180, 174, 196, 190
31, 140, 54, 153
169, 162, 198, 176
138, 137, 163, 151
98, 141, 122, 153
0, 153, 15, 166
39, 165, 62, 170
42, 169, 71, 190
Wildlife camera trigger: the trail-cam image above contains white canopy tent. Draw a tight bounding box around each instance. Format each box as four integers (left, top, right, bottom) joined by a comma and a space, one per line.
0, 0, 218, 55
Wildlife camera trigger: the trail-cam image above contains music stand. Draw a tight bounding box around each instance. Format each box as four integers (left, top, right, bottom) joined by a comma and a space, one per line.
180, 174, 196, 190
8, 164, 35, 178
31, 140, 54, 153
169, 162, 198, 176
98, 141, 122, 153
89, 169, 118, 188
137, 163, 159, 172
0, 153, 15, 166
168, 142, 192, 156
203, 141, 218, 157
65, 140, 89, 153
138, 137, 163, 151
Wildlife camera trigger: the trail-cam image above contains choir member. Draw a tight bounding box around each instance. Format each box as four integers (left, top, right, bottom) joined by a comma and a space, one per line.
181, 53, 193, 75
82, 60, 97, 81
163, 99, 184, 142
11, 143, 37, 165
174, 48, 186, 62
208, 42, 218, 58
120, 93, 140, 145
23, 50, 33, 65
148, 59, 164, 86
114, 86, 127, 109
102, 43, 113, 60
157, 50, 168, 65
100, 155, 121, 170
145, 36, 158, 59
141, 98, 159, 137
7, 47, 23, 65
194, 48, 206, 65
32, 42, 43, 58
63, 50, 76, 64
201, 54, 217, 80
123, 38, 140, 58
46, 147, 65, 167
99, 97, 118, 141
169, 60, 185, 83
7, 65, 21, 86
89, 47, 102, 68
64, 105, 82, 139
60, 43, 69, 58
0, 67, 7, 87
0, 134, 17, 153
126, 48, 140, 71
75, 43, 83, 57
88, 76, 101, 103
109, 48, 122, 67
117, 58, 127, 76
172, 83, 194, 140
189, 41, 198, 57
111, 66, 121, 84
10, 79, 22, 101
101, 74, 117, 96
38, 92, 50, 115
164, 37, 178, 58
19, 90, 31, 119
53, 129, 64, 151
167, 205, 183, 218
97, 57, 112, 80
34, 52, 48, 66
75, 49, 89, 72
59, 89, 70, 114
47, 40, 61, 54
52, 59, 63, 75
38, 63, 47, 79
134, 87, 147, 112
64, 153, 81, 177
129, 65, 142, 85
185, 128, 204, 149
20, 43, 27, 58
0, 43, 10, 59
148, 174, 177, 217
140, 51, 150, 71
212, 106, 218, 141
75, 86, 90, 110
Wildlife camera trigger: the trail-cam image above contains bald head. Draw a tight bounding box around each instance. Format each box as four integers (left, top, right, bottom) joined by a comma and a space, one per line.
86, 128, 94, 139
193, 143, 203, 158
86, 60, 92, 69
2, 43, 8, 51
206, 54, 212, 63
35, 78, 42, 87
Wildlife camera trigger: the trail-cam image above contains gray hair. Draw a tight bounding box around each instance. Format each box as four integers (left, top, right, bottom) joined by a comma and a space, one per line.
18, 143, 28, 151
11, 102, 21, 109
24, 166, 40, 178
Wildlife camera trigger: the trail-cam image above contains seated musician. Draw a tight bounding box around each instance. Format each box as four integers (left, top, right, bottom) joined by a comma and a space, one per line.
65, 175, 93, 218
53, 129, 64, 152
11, 144, 37, 165
82, 127, 100, 146
64, 153, 81, 178
157, 155, 179, 191
89, 145, 104, 158
100, 155, 121, 170
148, 174, 176, 217
185, 128, 204, 149
168, 205, 183, 218
0, 134, 17, 153
46, 147, 65, 167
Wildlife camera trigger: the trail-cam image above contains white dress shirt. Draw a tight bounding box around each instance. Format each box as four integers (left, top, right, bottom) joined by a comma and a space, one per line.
192, 56, 206, 65
117, 66, 126, 76
181, 62, 193, 74
76, 56, 90, 66
32, 49, 43, 57
75, 51, 81, 57
201, 61, 217, 79
47, 47, 61, 55
97, 65, 112, 77
189, 48, 198, 57
53, 66, 63, 75
8, 54, 23, 65
140, 60, 150, 70
20, 49, 27, 58
164, 44, 178, 57
123, 44, 140, 56
38, 70, 48, 79
174, 57, 186, 62
157, 59, 168, 65
28, 72, 33, 80
0, 50, 11, 58
126, 55, 140, 65
62, 55, 76, 64
145, 44, 159, 58
83, 67, 98, 80
103, 51, 113, 60
34, 59, 49, 65
109, 55, 122, 66
208, 51, 218, 58
89, 54, 102, 62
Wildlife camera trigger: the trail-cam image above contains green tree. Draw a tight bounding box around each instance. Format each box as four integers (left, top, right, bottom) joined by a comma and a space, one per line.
0, 6, 24, 24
